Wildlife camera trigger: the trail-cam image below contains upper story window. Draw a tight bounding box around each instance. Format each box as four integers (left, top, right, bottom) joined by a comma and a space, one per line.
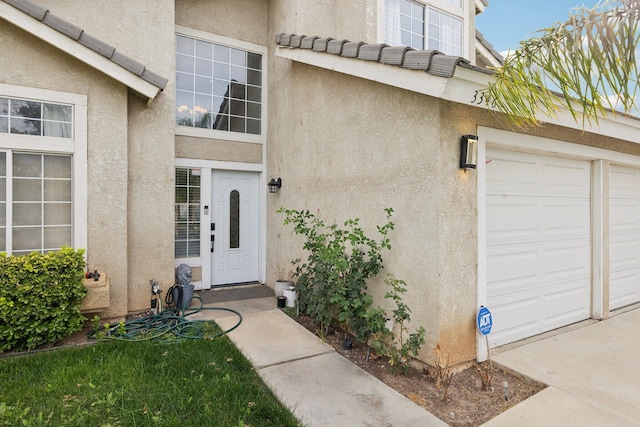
384, 0, 463, 57
0, 97, 72, 138
176, 35, 263, 135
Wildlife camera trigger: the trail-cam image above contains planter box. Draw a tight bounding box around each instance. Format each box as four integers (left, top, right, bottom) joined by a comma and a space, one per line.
80, 272, 110, 313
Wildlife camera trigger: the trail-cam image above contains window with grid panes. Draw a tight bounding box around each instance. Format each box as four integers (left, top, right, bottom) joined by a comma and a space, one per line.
175, 168, 201, 258
0, 96, 72, 138
384, 0, 463, 57
0, 86, 85, 256
175, 35, 262, 135
0, 152, 73, 255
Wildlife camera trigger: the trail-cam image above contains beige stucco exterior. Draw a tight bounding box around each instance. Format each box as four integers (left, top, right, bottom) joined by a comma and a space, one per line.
3, 0, 640, 366
1, 1, 175, 317
263, 52, 640, 366
264, 59, 480, 364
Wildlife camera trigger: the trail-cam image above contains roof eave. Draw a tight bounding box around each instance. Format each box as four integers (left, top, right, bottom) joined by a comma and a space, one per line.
276, 45, 640, 143
276, 46, 451, 101
0, 1, 161, 104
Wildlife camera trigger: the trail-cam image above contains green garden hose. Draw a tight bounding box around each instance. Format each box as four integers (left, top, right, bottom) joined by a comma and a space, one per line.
87, 295, 242, 343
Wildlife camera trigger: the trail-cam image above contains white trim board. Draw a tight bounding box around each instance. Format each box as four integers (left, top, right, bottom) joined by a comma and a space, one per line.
480, 127, 640, 166
174, 158, 264, 172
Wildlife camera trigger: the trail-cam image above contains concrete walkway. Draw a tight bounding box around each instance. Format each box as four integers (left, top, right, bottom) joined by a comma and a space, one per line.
193, 296, 447, 426
482, 306, 640, 427
192, 292, 640, 426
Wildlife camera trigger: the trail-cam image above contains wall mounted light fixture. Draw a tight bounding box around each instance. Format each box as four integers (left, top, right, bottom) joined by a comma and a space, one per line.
460, 135, 478, 169
268, 177, 282, 193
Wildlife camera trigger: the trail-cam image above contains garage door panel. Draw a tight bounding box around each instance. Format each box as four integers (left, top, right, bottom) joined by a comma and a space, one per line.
486, 248, 538, 290
543, 241, 590, 280
488, 244, 589, 297
486, 200, 538, 237
488, 240, 589, 283
488, 297, 540, 346
543, 283, 590, 326
542, 203, 590, 234
488, 151, 590, 196
610, 271, 640, 309
610, 202, 640, 232
610, 237, 640, 269
542, 163, 590, 195
487, 199, 590, 241
486, 148, 591, 346
611, 167, 640, 194
487, 158, 538, 193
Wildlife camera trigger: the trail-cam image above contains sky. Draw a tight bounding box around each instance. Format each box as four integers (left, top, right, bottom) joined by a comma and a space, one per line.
475, 0, 602, 55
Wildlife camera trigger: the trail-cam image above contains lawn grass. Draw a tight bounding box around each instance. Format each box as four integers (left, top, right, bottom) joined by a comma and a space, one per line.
0, 336, 301, 426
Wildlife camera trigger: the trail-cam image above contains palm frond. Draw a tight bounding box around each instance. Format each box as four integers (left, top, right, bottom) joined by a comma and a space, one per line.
487, 0, 640, 128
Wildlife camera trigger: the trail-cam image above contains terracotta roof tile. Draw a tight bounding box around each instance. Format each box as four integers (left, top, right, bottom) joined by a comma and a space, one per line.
276, 33, 471, 79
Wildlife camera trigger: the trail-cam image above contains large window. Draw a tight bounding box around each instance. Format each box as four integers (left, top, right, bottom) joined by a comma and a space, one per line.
384, 0, 463, 56
175, 167, 201, 258
2, 152, 72, 255
175, 35, 263, 135
0, 85, 86, 256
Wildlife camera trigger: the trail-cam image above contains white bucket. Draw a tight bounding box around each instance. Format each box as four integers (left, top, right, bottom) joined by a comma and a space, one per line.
274, 280, 291, 297
283, 287, 297, 308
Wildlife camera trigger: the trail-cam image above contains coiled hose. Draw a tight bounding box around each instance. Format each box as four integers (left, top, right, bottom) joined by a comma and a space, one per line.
87, 294, 242, 342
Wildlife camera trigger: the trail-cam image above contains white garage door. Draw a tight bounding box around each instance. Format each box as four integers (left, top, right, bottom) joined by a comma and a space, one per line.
486, 149, 592, 346
610, 164, 640, 310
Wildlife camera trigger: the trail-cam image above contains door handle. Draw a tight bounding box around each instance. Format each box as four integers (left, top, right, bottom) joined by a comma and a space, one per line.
211, 234, 215, 252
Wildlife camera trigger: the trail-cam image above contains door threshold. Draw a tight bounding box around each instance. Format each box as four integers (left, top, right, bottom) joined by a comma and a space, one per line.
211, 281, 262, 290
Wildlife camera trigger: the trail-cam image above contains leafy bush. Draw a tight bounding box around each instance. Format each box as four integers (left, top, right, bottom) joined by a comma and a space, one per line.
371, 275, 426, 374
279, 208, 394, 343
0, 247, 87, 352
280, 208, 426, 372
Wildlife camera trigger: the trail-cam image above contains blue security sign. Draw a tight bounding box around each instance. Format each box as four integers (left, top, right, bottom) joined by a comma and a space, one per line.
477, 306, 493, 336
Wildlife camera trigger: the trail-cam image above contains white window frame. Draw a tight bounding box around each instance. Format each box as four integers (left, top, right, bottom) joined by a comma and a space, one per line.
174, 26, 268, 145
174, 166, 202, 261
379, 0, 466, 57
0, 83, 87, 255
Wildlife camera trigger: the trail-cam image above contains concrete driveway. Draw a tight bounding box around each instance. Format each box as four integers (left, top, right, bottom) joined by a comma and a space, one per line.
483, 306, 640, 426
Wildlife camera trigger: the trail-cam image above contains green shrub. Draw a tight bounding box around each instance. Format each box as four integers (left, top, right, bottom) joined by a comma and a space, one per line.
0, 247, 87, 352
370, 275, 426, 374
279, 207, 394, 343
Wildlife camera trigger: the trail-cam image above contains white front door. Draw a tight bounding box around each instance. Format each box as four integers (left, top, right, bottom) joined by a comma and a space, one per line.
211, 170, 260, 286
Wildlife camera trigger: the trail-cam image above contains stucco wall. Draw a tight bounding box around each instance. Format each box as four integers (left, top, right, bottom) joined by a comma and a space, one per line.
175, 136, 262, 164
0, 18, 130, 317
8, 1, 177, 316
269, 0, 377, 43
266, 58, 469, 364
176, 0, 268, 46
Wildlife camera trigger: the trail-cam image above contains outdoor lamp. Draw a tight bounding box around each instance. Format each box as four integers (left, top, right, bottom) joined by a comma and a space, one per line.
460, 135, 478, 169
268, 177, 282, 193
